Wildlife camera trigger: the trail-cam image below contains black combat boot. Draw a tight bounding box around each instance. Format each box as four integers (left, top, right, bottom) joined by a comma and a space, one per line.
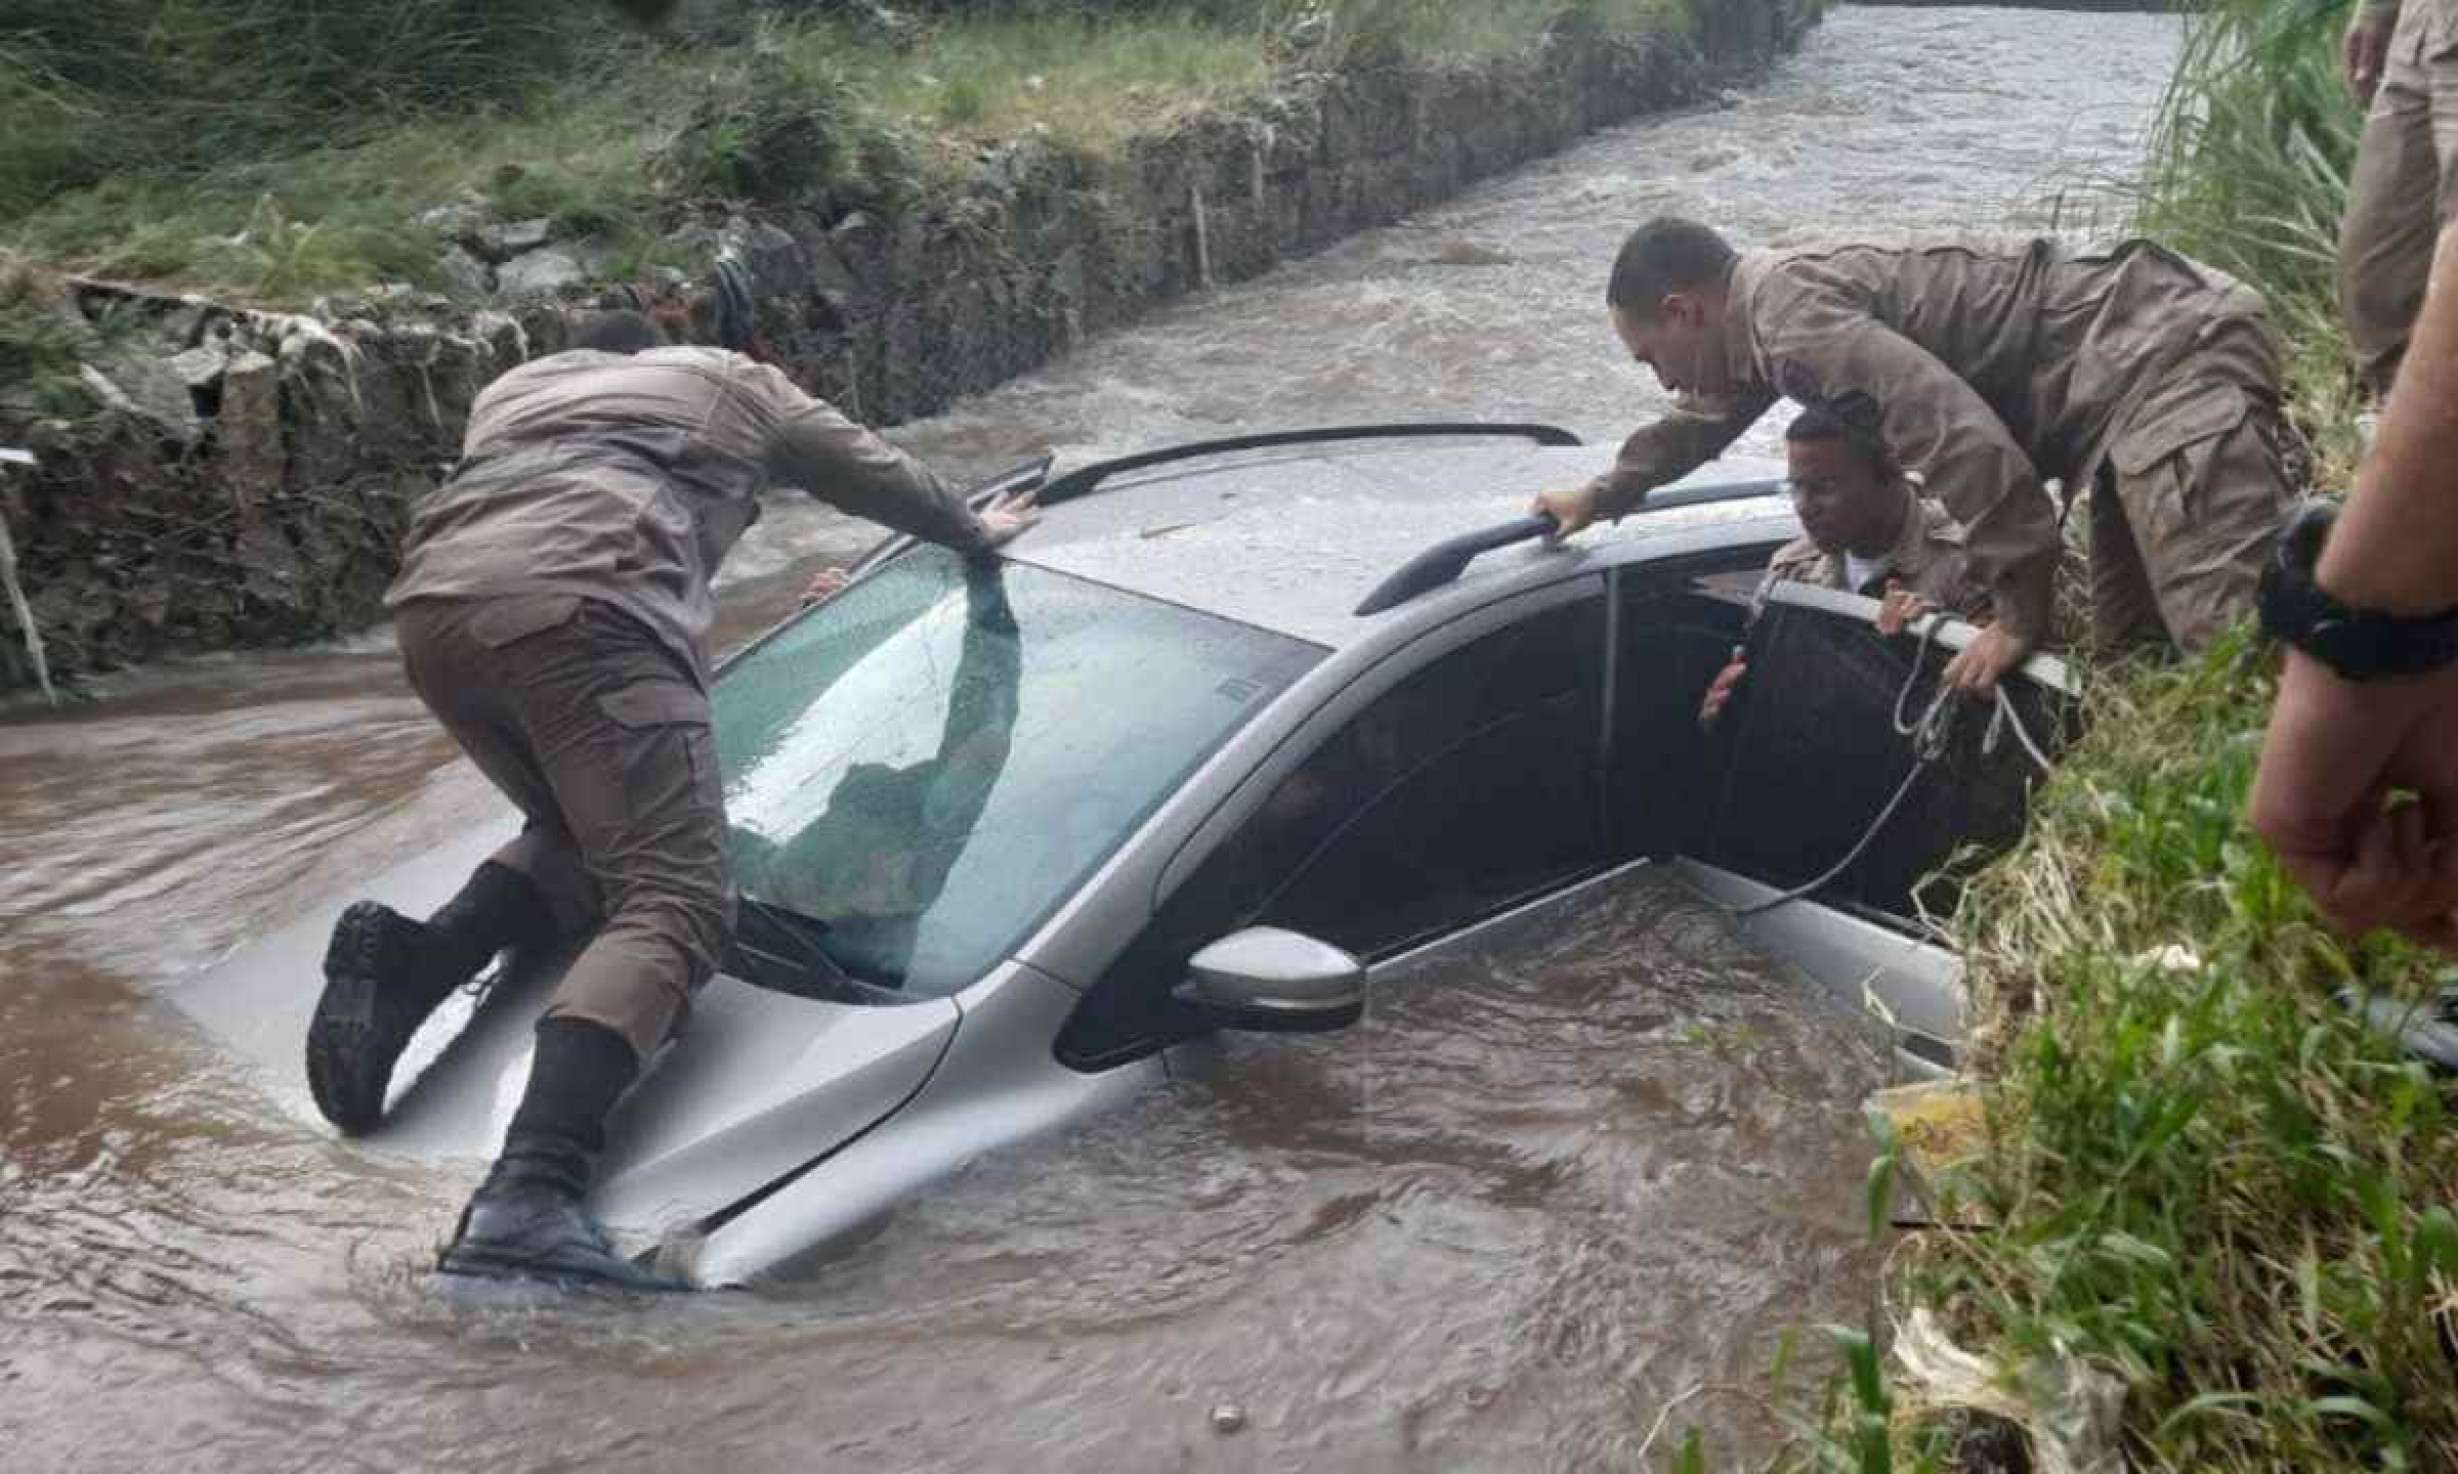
306, 861, 549, 1134
437, 1018, 688, 1292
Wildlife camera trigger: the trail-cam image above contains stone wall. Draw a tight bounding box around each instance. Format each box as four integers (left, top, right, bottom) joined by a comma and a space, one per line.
0, 0, 1817, 692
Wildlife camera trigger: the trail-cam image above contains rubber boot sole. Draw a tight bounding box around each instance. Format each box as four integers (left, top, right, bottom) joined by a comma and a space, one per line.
305, 901, 440, 1135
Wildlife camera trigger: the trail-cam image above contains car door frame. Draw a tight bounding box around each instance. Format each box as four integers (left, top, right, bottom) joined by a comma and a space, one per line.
1036, 575, 1611, 1071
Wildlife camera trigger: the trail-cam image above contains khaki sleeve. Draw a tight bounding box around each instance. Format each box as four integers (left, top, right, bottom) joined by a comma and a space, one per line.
2361, 0, 2401, 23
1586, 386, 1777, 519
1760, 309, 2059, 644
738, 363, 988, 554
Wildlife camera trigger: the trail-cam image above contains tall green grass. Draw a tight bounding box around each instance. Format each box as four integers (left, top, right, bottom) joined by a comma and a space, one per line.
2129, 0, 2365, 470
0, 0, 601, 214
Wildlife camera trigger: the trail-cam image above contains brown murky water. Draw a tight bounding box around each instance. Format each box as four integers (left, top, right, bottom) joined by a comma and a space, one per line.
0, 8, 2180, 1469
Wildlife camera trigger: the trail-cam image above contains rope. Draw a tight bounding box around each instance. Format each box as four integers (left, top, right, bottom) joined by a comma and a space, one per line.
1728, 749, 1938, 917
1986, 679, 2056, 776
1731, 635, 1957, 919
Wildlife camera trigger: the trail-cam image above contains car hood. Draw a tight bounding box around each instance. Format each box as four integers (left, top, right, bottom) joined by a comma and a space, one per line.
174, 820, 960, 1247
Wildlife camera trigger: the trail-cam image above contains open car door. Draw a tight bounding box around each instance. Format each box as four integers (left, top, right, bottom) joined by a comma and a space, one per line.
1670, 582, 2078, 1070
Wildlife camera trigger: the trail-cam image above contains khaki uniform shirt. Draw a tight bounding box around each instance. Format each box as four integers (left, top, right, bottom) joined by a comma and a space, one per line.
1755, 484, 1989, 621
388, 345, 986, 680
1588, 235, 2268, 644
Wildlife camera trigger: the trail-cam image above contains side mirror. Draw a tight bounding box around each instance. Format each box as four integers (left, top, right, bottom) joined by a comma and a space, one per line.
1173, 926, 1366, 1034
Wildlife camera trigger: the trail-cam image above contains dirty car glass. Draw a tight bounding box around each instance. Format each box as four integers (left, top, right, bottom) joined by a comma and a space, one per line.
712, 545, 1321, 998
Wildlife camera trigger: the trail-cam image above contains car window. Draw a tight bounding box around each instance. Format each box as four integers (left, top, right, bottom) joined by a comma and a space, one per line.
714, 545, 1320, 999
1058, 594, 1606, 1067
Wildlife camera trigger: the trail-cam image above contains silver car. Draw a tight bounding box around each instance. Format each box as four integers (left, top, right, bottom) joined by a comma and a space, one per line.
186, 425, 2069, 1287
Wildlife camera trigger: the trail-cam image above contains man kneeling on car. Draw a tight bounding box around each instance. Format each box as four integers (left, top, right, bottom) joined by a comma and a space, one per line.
1698, 401, 1995, 730
304, 308, 1035, 1290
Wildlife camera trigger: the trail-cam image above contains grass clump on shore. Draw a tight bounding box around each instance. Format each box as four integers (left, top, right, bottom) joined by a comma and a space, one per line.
1881, 640, 2458, 1469
1767, 1, 2458, 1467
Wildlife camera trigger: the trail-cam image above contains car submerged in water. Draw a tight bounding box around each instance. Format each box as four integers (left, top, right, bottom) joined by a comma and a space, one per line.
187, 423, 2072, 1288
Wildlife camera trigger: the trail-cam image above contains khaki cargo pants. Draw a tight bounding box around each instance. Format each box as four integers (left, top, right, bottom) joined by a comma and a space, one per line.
396, 593, 731, 1058
2087, 312, 2298, 654
2341, 0, 2458, 394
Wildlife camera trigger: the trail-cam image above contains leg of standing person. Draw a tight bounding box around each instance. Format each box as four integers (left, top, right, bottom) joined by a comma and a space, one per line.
2341, 0, 2458, 397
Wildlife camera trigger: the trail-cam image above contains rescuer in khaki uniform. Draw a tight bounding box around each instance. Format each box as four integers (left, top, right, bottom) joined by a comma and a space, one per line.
1698, 401, 1991, 729
304, 311, 1035, 1289
1536, 220, 2296, 692
2340, 0, 2458, 395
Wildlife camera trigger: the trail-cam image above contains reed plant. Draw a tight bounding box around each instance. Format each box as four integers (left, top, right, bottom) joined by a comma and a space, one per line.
2131, 0, 2366, 470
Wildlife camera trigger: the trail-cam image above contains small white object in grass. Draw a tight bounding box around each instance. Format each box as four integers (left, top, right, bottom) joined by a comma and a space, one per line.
2139, 944, 2202, 974
1209, 1403, 1247, 1435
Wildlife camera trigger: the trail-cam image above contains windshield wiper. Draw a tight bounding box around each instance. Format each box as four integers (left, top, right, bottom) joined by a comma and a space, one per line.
725, 898, 908, 1005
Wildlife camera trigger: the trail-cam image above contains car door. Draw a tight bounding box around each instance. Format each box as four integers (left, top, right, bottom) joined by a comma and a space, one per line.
1056, 583, 1610, 1070
1677, 580, 2074, 927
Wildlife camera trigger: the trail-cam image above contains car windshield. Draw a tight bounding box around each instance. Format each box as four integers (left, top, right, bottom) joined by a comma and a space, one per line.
713, 545, 1322, 999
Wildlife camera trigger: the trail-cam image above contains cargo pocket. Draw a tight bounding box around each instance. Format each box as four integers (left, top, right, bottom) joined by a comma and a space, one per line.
597, 679, 717, 790
2107, 386, 2253, 555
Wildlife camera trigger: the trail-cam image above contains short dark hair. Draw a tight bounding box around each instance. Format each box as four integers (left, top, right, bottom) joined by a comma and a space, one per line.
1605, 217, 1738, 314
1784, 401, 1894, 476
569, 309, 666, 354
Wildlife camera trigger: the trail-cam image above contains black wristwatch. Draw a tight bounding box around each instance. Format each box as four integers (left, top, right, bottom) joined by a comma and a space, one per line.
2257, 501, 2458, 681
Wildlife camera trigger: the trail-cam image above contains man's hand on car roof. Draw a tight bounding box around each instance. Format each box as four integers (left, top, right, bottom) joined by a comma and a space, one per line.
979, 491, 1042, 550
1531, 482, 1602, 539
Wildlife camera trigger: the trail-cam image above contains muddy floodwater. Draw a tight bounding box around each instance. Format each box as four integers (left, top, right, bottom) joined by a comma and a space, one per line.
1, 7, 2181, 1468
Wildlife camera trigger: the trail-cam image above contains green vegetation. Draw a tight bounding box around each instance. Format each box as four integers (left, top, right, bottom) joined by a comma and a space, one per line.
2132, 0, 2365, 473
1869, 640, 2458, 1469
1747, 2, 2458, 1468
2, 0, 1704, 306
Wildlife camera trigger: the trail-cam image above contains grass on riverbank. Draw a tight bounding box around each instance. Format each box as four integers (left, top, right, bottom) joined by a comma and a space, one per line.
1867, 641, 2458, 1470
1759, 1, 2458, 1468
4, 0, 1695, 306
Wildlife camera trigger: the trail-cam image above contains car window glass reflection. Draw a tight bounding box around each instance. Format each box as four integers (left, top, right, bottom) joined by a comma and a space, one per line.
715, 546, 1320, 998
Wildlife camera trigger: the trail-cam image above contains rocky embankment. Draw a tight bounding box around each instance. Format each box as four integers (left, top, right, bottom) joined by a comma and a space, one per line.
0, 0, 1816, 692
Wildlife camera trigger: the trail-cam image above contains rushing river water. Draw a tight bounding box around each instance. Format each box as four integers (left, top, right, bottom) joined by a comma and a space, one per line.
0, 7, 2182, 1469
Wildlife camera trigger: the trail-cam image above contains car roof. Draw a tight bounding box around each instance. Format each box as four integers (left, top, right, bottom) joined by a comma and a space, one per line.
1000, 437, 1796, 648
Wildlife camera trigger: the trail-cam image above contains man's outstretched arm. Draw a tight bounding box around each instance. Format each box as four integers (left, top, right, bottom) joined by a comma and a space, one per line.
1534, 387, 1775, 536
760, 374, 1036, 553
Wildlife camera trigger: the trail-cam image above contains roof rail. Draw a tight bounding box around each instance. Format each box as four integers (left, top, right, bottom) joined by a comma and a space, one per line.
1039, 422, 1582, 507
1352, 474, 1787, 616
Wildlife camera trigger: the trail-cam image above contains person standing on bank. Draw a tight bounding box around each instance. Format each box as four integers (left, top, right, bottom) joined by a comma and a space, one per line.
2339, 0, 2458, 398
1533, 219, 2297, 692
304, 310, 1036, 1289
